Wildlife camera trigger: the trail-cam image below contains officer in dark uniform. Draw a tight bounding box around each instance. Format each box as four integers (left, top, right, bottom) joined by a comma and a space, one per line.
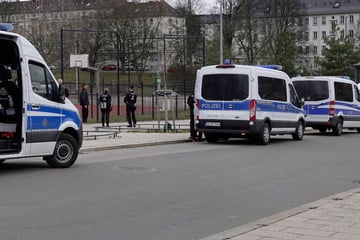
99, 88, 112, 127
187, 93, 197, 141
124, 85, 137, 127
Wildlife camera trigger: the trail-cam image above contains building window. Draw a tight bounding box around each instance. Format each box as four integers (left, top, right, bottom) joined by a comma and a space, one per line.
299, 18, 303, 26
322, 16, 326, 25
305, 18, 309, 25
340, 16, 345, 25
298, 46, 303, 54
313, 46, 318, 55
349, 15, 354, 24
321, 31, 326, 39
313, 31, 318, 40
305, 46, 310, 54
340, 30, 345, 38
313, 16, 318, 25
305, 32, 309, 41
349, 30, 354, 38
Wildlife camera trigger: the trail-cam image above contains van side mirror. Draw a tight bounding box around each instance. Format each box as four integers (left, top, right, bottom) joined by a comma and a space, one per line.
300, 97, 305, 107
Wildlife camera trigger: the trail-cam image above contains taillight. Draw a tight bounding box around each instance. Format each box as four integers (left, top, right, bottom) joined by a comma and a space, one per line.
329, 100, 335, 116
250, 99, 256, 121
196, 99, 200, 108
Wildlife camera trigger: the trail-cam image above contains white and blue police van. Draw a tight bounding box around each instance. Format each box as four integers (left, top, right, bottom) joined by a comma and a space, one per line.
292, 76, 360, 135
194, 61, 305, 145
0, 23, 82, 168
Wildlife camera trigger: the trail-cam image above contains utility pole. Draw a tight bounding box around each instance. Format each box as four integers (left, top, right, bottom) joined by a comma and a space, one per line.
219, 0, 224, 64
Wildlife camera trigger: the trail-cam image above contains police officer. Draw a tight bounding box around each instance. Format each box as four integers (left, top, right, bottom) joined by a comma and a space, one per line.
187, 93, 197, 141
99, 88, 112, 127
79, 83, 89, 123
124, 85, 137, 127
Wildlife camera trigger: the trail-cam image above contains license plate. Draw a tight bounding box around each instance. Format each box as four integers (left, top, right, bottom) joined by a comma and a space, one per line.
205, 122, 221, 127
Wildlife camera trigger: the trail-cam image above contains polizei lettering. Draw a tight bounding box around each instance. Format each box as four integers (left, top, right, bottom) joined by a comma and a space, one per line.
201, 102, 222, 110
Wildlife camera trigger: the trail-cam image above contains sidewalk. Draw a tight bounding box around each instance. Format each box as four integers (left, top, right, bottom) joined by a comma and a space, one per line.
81, 119, 191, 152
202, 188, 360, 240
80, 121, 360, 240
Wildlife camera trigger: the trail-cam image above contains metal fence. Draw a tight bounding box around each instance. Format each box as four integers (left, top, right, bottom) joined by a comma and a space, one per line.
66, 82, 190, 122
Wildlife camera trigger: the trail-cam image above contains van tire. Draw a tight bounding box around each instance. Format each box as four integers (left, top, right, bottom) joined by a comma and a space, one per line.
332, 120, 343, 136
257, 123, 270, 145
292, 121, 304, 140
205, 133, 219, 143
0, 159, 6, 164
45, 133, 78, 168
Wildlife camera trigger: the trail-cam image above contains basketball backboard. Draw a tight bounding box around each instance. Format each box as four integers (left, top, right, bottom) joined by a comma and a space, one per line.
70, 54, 89, 68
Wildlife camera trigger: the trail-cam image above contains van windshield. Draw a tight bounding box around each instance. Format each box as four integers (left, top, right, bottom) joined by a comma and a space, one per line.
293, 80, 329, 101
202, 74, 249, 101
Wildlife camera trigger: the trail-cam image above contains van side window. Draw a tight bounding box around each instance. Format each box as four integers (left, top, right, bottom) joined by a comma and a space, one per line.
258, 76, 286, 102
335, 82, 353, 102
29, 62, 58, 101
354, 85, 360, 102
201, 74, 249, 101
293, 81, 328, 101
289, 84, 302, 108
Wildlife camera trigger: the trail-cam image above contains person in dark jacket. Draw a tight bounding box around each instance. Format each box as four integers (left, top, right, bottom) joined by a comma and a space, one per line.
187, 93, 202, 141
99, 88, 112, 127
124, 85, 137, 127
79, 83, 89, 123
187, 93, 196, 141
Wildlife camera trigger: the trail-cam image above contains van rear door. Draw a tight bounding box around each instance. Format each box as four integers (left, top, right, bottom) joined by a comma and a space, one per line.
199, 71, 250, 131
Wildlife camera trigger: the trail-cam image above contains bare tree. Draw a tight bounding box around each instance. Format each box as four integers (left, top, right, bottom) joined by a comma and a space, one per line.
233, 0, 264, 64
261, 0, 304, 75
106, 0, 162, 85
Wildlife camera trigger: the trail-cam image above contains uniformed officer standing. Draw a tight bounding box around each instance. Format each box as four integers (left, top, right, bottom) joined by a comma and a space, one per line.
124, 85, 137, 127
99, 88, 112, 127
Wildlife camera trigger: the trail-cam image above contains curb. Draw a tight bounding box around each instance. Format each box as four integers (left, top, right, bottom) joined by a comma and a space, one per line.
80, 139, 191, 153
199, 187, 360, 240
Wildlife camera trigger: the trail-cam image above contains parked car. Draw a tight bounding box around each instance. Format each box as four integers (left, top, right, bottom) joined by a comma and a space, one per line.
124, 63, 134, 71
102, 64, 116, 71
167, 67, 175, 73
136, 64, 150, 71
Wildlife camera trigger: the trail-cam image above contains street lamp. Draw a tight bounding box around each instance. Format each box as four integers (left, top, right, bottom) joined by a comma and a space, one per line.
219, 0, 224, 64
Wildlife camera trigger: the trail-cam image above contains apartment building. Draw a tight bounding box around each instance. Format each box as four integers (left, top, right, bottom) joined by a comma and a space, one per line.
300, 0, 360, 73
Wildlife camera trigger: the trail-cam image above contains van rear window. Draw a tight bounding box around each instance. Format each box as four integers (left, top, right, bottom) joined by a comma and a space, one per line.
293, 81, 329, 101
201, 74, 249, 101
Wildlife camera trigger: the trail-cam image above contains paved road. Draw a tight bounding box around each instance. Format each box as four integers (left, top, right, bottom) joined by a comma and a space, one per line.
1, 132, 360, 240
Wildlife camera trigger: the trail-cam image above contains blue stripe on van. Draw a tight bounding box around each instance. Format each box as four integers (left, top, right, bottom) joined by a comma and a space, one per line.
26, 104, 81, 130
199, 99, 303, 113
304, 101, 360, 116
198, 100, 250, 111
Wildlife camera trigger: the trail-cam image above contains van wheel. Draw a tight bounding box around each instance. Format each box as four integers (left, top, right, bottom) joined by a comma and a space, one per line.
257, 123, 270, 145
0, 159, 6, 164
332, 120, 343, 136
205, 133, 219, 143
45, 133, 78, 168
292, 121, 304, 140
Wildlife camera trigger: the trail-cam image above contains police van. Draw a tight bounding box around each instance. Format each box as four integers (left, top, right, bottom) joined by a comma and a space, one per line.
194, 62, 305, 145
292, 76, 360, 135
0, 23, 82, 168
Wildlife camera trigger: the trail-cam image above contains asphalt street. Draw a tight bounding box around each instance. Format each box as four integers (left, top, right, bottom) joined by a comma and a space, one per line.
1, 131, 360, 240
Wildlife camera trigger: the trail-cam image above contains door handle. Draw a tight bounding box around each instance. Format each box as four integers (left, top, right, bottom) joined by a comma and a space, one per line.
32, 104, 40, 110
